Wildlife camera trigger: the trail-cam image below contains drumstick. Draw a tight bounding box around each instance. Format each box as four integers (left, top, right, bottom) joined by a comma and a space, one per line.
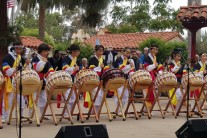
55, 67, 58, 71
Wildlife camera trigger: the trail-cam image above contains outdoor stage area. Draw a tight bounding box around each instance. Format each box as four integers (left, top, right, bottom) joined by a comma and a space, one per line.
1, 98, 206, 138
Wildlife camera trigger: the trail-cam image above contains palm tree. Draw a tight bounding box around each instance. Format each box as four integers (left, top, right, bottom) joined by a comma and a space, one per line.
18, 0, 110, 41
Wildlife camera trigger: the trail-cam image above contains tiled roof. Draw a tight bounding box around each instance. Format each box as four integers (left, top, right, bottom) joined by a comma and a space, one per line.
84, 32, 183, 49
177, 5, 207, 29
20, 36, 52, 49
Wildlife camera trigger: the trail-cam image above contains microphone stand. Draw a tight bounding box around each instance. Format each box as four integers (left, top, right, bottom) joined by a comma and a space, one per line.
17, 59, 23, 138
179, 51, 195, 122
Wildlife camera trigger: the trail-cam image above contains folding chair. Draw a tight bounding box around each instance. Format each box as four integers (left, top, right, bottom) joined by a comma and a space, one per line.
125, 82, 152, 120
8, 80, 42, 127
176, 84, 204, 118
152, 84, 177, 119
98, 78, 127, 121
40, 82, 73, 126
70, 79, 100, 123
0, 81, 5, 129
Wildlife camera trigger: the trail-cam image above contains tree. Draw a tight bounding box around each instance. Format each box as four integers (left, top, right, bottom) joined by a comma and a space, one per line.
18, 0, 111, 41
0, 0, 8, 70
108, 0, 184, 33
196, 32, 207, 54
139, 37, 187, 63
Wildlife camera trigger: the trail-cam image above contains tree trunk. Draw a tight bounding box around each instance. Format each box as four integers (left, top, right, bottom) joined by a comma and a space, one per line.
0, 0, 8, 70
39, 2, 45, 41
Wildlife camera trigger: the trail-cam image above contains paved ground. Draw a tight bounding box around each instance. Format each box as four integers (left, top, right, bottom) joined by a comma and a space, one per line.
0, 98, 206, 138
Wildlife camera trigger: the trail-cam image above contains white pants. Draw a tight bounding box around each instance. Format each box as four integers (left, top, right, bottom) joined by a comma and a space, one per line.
175, 88, 182, 112
114, 86, 129, 110
64, 88, 76, 113
92, 87, 103, 106
2, 93, 25, 120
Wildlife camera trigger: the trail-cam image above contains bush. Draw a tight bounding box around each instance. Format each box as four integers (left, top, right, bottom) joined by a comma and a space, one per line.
138, 37, 187, 63
20, 28, 55, 47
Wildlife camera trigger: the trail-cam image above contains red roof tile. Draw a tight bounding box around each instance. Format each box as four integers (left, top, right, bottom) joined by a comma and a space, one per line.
84, 32, 183, 49
20, 36, 52, 49
177, 5, 207, 21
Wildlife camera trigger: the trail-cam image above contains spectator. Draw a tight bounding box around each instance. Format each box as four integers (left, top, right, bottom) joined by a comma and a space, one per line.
48, 50, 62, 70
139, 47, 149, 69
82, 58, 88, 69
103, 47, 117, 68
163, 57, 169, 71
131, 50, 140, 71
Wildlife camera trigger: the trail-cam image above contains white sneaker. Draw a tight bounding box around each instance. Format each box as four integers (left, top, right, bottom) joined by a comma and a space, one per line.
2, 118, 6, 124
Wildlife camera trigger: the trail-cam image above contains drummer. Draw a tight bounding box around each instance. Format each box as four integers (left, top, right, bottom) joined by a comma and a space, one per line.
1, 41, 28, 123
32, 43, 54, 119
114, 48, 135, 114
144, 44, 164, 111
169, 49, 185, 112
88, 45, 109, 113
62, 44, 81, 116
193, 53, 207, 109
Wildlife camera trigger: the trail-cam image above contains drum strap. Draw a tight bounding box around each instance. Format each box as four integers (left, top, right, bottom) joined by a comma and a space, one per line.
3, 55, 21, 111
98, 56, 103, 67
70, 57, 77, 67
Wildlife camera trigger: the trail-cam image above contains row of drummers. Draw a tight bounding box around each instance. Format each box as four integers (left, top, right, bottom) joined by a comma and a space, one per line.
1, 42, 207, 125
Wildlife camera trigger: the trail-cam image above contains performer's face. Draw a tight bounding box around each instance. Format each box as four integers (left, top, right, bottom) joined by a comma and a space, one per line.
41, 50, 50, 58
15, 47, 23, 55
96, 48, 104, 57
201, 54, 207, 62
175, 54, 181, 61
151, 47, 158, 55
72, 50, 80, 57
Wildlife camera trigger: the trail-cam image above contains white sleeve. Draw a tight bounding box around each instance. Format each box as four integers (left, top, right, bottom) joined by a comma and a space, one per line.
122, 65, 131, 74
146, 64, 156, 72
36, 61, 46, 72
6, 68, 16, 77
65, 67, 75, 75
171, 66, 180, 73
94, 67, 102, 72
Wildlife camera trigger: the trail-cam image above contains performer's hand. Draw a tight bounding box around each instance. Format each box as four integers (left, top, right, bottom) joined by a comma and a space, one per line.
130, 62, 134, 68
74, 66, 79, 71
26, 59, 30, 65
155, 62, 158, 67
100, 63, 104, 68
42, 57, 48, 62
204, 70, 207, 74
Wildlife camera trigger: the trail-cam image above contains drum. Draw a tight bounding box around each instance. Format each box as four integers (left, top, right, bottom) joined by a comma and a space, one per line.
13, 69, 40, 95
0, 71, 4, 87
155, 72, 177, 91
129, 70, 152, 91
46, 70, 73, 94
75, 69, 99, 91
181, 72, 204, 91
101, 69, 126, 90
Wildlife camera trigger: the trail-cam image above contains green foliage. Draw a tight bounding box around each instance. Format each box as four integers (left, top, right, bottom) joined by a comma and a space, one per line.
70, 42, 94, 60
54, 41, 70, 51
139, 37, 187, 63
109, 0, 184, 33
196, 31, 207, 54
20, 28, 55, 47
106, 23, 138, 34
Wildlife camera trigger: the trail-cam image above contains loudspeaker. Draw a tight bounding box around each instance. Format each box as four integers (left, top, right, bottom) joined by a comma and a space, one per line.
175, 119, 207, 138
55, 124, 109, 138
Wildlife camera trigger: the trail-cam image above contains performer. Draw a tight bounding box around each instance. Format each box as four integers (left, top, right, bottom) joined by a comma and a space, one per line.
1, 41, 27, 123
144, 44, 164, 110
32, 43, 54, 119
192, 53, 207, 109
169, 49, 185, 112
88, 45, 109, 112
62, 44, 81, 116
114, 48, 135, 114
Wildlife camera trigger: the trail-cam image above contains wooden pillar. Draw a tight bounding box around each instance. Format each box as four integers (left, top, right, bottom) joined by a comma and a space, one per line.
190, 29, 198, 66
0, 0, 8, 70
